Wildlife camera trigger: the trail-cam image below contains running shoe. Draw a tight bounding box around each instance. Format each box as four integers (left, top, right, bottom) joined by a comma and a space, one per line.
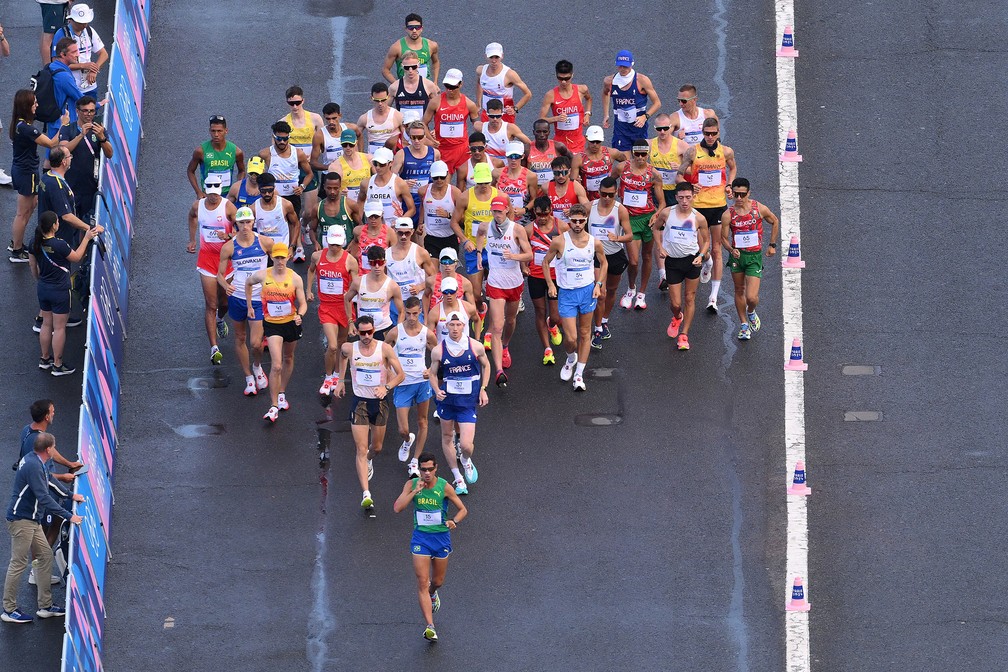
66, 316, 83, 328
518, 297, 525, 313
700, 258, 713, 283
36, 604, 65, 619
542, 347, 555, 365
361, 493, 374, 509
51, 363, 75, 377
600, 323, 611, 340
293, 245, 306, 262
399, 432, 416, 462
1, 609, 33, 624
667, 313, 683, 339
432, 408, 440, 422
495, 371, 508, 388
0, 169, 12, 186
32, 316, 43, 333
431, 591, 441, 613
263, 406, 279, 423
254, 366, 268, 390
658, 277, 669, 292
423, 624, 438, 641
591, 331, 603, 350
677, 334, 690, 350
560, 357, 576, 381
619, 288, 635, 309
453, 479, 468, 495
463, 458, 478, 483
548, 323, 562, 345
737, 323, 752, 340
502, 347, 511, 369
210, 345, 223, 365
38, 357, 53, 370
407, 458, 420, 478
8, 248, 29, 263
706, 296, 718, 314
633, 293, 647, 310
747, 311, 761, 332
482, 332, 491, 350
319, 376, 333, 396
5, 240, 12, 251
215, 317, 228, 339
367, 459, 374, 481
572, 375, 586, 391
277, 393, 289, 411
244, 378, 258, 396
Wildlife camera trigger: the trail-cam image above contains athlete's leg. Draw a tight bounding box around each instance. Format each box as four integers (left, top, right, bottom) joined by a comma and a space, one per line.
200, 274, 219, 347
732, 271, 747, 322
266, 335, 284, 406
575, 310, 594, 364
501, 299, 519, 349
412, 553, 435, 625
351, 423, 372, 491
532, 295, 549, 347
681, 277, 700, 334
396, 405, 414, 445
249, 320, 265, 368
745, 275, 762, 313
369, 419, 387, 457
440, 419, 459, 471
412, 399, 430, 460
216, 283, 228, 321
487, 297, 505, 372
624, 238, 641, 292
233, 320, 251, 376
322, 322, 340, 375
639, 239, 654, 293
710, 224, 723, 282
456, 421, 476, 460
279, 341, 298, 391
560, 316, 578, 356
429, 556, 449, 600
38, 310, 54, 360
669, 280, 684, 318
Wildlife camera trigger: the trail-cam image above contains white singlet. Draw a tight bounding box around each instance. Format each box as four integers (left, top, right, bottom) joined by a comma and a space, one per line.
254, 198, 290, 246
268, 145, 299, 196
556, 231, 596, 290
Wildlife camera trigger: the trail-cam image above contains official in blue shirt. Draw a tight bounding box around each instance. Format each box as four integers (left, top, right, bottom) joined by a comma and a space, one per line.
2, 432, 84, 624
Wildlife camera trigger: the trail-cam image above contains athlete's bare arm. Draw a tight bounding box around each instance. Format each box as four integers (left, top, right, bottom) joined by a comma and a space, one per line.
637, 73, 663, 121
283, 200, 300, 251
600, 75, 614, 128
186, 147, 204, 197
507, 69, 532, 115
382, 41, 402, 83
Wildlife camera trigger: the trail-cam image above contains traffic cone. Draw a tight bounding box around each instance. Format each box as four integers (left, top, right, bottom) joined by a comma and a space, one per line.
782, 235, 805, 268
784, 338, 808, 371
777, 25, 799, 57
787, 460, 812, 495
780, 129, 803, 162
786, 576, 811, 612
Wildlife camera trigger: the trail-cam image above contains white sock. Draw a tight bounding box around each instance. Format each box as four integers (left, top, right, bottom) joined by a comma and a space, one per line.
363, 489, 371, 498
601, 317, 608, 324
566, 352, 578, 365
627, 286, 636, 294
659, 268, 666, 279
711, 280, 721, 299
575, 362, 586, 377
462, 456, 472, 468
452, 468, 464, 482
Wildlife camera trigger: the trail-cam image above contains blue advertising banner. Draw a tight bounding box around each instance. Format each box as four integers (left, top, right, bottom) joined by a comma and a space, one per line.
63, 1, 151, 669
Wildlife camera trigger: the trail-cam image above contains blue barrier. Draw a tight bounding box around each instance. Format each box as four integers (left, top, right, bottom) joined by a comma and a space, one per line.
61, 1, 151, 669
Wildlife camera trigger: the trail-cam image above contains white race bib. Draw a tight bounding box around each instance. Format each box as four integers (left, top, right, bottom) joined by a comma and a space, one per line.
201, 223, 226, 243
401, 107, 424, 124
586, 175, 603, 192
699, 169, 722, 187
416, 509, 442, 526
734, 230, 759, 248
615, 108, 637, 123
266, 300, 292, 318
669, 226, 692, 243
656, 167, 678, 186
354, 367, 381, 387
400, 355, 424, 373
440, 120, 464, 139
320, 277, 344, 295
535, 168, 554, 185
590, 223, 613, 240
446, 378, 473, 395
567, 264, 591, 284
508, 193, 524, 208
557, 113, 579, 131
533, 250, 546, 267
622, 190, 646, 208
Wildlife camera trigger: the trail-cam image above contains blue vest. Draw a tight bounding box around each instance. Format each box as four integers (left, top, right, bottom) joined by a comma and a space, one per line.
440, 340, 480, 408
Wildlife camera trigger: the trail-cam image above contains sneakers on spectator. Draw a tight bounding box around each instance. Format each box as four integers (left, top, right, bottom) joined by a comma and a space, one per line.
36, 604, 66, 619
1, 609, 33, 624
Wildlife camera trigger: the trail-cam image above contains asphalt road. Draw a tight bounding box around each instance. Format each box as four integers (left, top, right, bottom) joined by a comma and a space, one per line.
3, 1, 1002, 671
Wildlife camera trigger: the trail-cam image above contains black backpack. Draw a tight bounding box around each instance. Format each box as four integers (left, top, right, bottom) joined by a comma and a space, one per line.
30, 64, 61, 124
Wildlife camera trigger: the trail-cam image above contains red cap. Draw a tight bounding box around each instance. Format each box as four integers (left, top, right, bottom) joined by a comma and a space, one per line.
490, 195, 510, 211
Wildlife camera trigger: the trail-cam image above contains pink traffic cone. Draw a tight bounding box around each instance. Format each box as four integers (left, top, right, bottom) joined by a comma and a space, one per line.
786, 576, 811, 611
782, 235, 805, 268
784, 338, 808, 371
777, 25, 799, 57
780, 129, 803, 162
787, 460, 812, 495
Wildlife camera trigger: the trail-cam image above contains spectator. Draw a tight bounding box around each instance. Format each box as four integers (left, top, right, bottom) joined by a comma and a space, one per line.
28, 210, 101, 376
7, 89, 61, 263
2, 432, 83, 624
0, 22, 11, 187
59, 95, 111, 221
36, 0, 69, 66
16, 400, 82, 478
51, 4, 107, 96
39, 146, 89, 245
47, 37, 86, 137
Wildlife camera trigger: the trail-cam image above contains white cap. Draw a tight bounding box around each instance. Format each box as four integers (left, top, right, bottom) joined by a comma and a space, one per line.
446, 310, 466, 322
372, 147, 394, 165
363, 201, 384, 217
326, 227, 347, 246
439, 247, 458, 262
69, 3, 95, 24
394, 217, 414, 230
440, 276, 459, 292
204, 176, 223, 194
505, 141, 525, 157
485, 42, 504, 58
430, 160, 449, 178
443, 68, 463, 86
585, 125, 604, 142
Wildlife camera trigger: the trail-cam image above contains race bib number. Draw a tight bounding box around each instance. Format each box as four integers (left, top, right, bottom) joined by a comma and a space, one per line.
533, 250, 546, 267
699, 169, 722, 187
201, 223, 225, 242
668, 226, 692, 243
557, 113, 579, 131
401, 107, 424, 124
266, 300, 292, 318
586, 175, 603, 192
534, 168, 554, 185
553, 209, 569, 223
684, 129, 702, 145
446, 378, 473, 395
656, 167, 677, 186
210, 170, 232, 189
622, 190, 646, 208
567, 264, 591, 284
360, 255, 372, 271
615, 108, 637, 123
440, 121, 464, 139
400, 355, 424, 373
416, 509, 442, 526
508, 193, 524, 208
418, 64, 429, 79
354, 367, 381, 387
320, 277, 344, 295
590, 223, 613, 240
734, 230, 759, 248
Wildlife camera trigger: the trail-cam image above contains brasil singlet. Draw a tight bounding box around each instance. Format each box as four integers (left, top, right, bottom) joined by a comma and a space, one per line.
261, 269, 297, 323
728, 200, 764, 252
201, 140, 237, 194
396, 37, 431, 79
413, 477, 449, 533
231, 235, 268, 302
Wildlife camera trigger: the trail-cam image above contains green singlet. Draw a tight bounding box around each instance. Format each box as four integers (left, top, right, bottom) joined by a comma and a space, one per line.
413, 477, 449, 533
201, 140, 238, 195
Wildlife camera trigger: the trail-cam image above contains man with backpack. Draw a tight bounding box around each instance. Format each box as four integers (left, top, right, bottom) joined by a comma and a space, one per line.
36, 37, 87, 138
51, 4, 107, 96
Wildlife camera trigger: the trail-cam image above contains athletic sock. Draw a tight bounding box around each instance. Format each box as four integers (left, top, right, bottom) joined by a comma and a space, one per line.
462, 456, 472, 469
566, 352, 578, 365
710, 279, 721, 299
659, 268, 666, 279
601, 317, 608, 324
575, 362, 586, 377
452, 468, 464, 482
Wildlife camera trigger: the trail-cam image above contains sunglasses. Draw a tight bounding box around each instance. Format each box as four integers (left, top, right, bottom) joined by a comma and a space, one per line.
445, 83, 460, 90
406, 24, 422, 30
358, 329, 374, 336
554, 169, 570, 176
487, 114, 503, 120
439, 257, 456, 264
599, 191, 616, 198
419, 466, 436, 472
398, 230, 412, 235
372, 161, 391, 167
366, 214, 383, 219
441, 288, 457, 295
372, 97, 389, 104
341, 142, 356, 147
632, 151, 648, 157
469, 146, 486, 152
569, 218, 587, 224
410, 134, 426, 141
209, 115, 226, 124
274, 135, 290, 142
732, 191, 749, 198
655, 125, 671, 131
506, 154, 522, 160
371, 258, 387, 266
287, 99, 303, 106
588, 139, 602, 144
432, 175, 447, 180
403, 64, 419, 71
678, 96, 696, 104
703, 130, 719, 136
556, 75, 572, 81
259, 187, 275, 193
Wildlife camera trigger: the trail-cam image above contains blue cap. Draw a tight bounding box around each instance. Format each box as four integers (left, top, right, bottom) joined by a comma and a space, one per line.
615, 50, 634, 67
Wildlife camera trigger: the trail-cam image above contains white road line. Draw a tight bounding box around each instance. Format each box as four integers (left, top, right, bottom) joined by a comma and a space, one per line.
327, 17, 349, 103
775, 2, 812, 672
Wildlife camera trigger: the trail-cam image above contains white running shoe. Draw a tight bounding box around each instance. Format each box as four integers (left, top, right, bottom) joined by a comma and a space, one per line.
619, 288, 635, 309
633, 293, 647, 310
277, 393, 290, 411
399, 432, 416, 462
367, 459, 374, 481
407, 458, 420, 478
263, 406, 279, 423
463, 457, 478, 483
0, 169, 12, 186
560, 357, 576, 381
453, 479, 468, 495
706, 296, 718, 314
254, 366, 268, 390
293, 245, 306, 262
700, 258, 713, 284
573, 375, 586, 391
518, 297, 525, 313
243, 378, 257, 396
319, 376, 333, 396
